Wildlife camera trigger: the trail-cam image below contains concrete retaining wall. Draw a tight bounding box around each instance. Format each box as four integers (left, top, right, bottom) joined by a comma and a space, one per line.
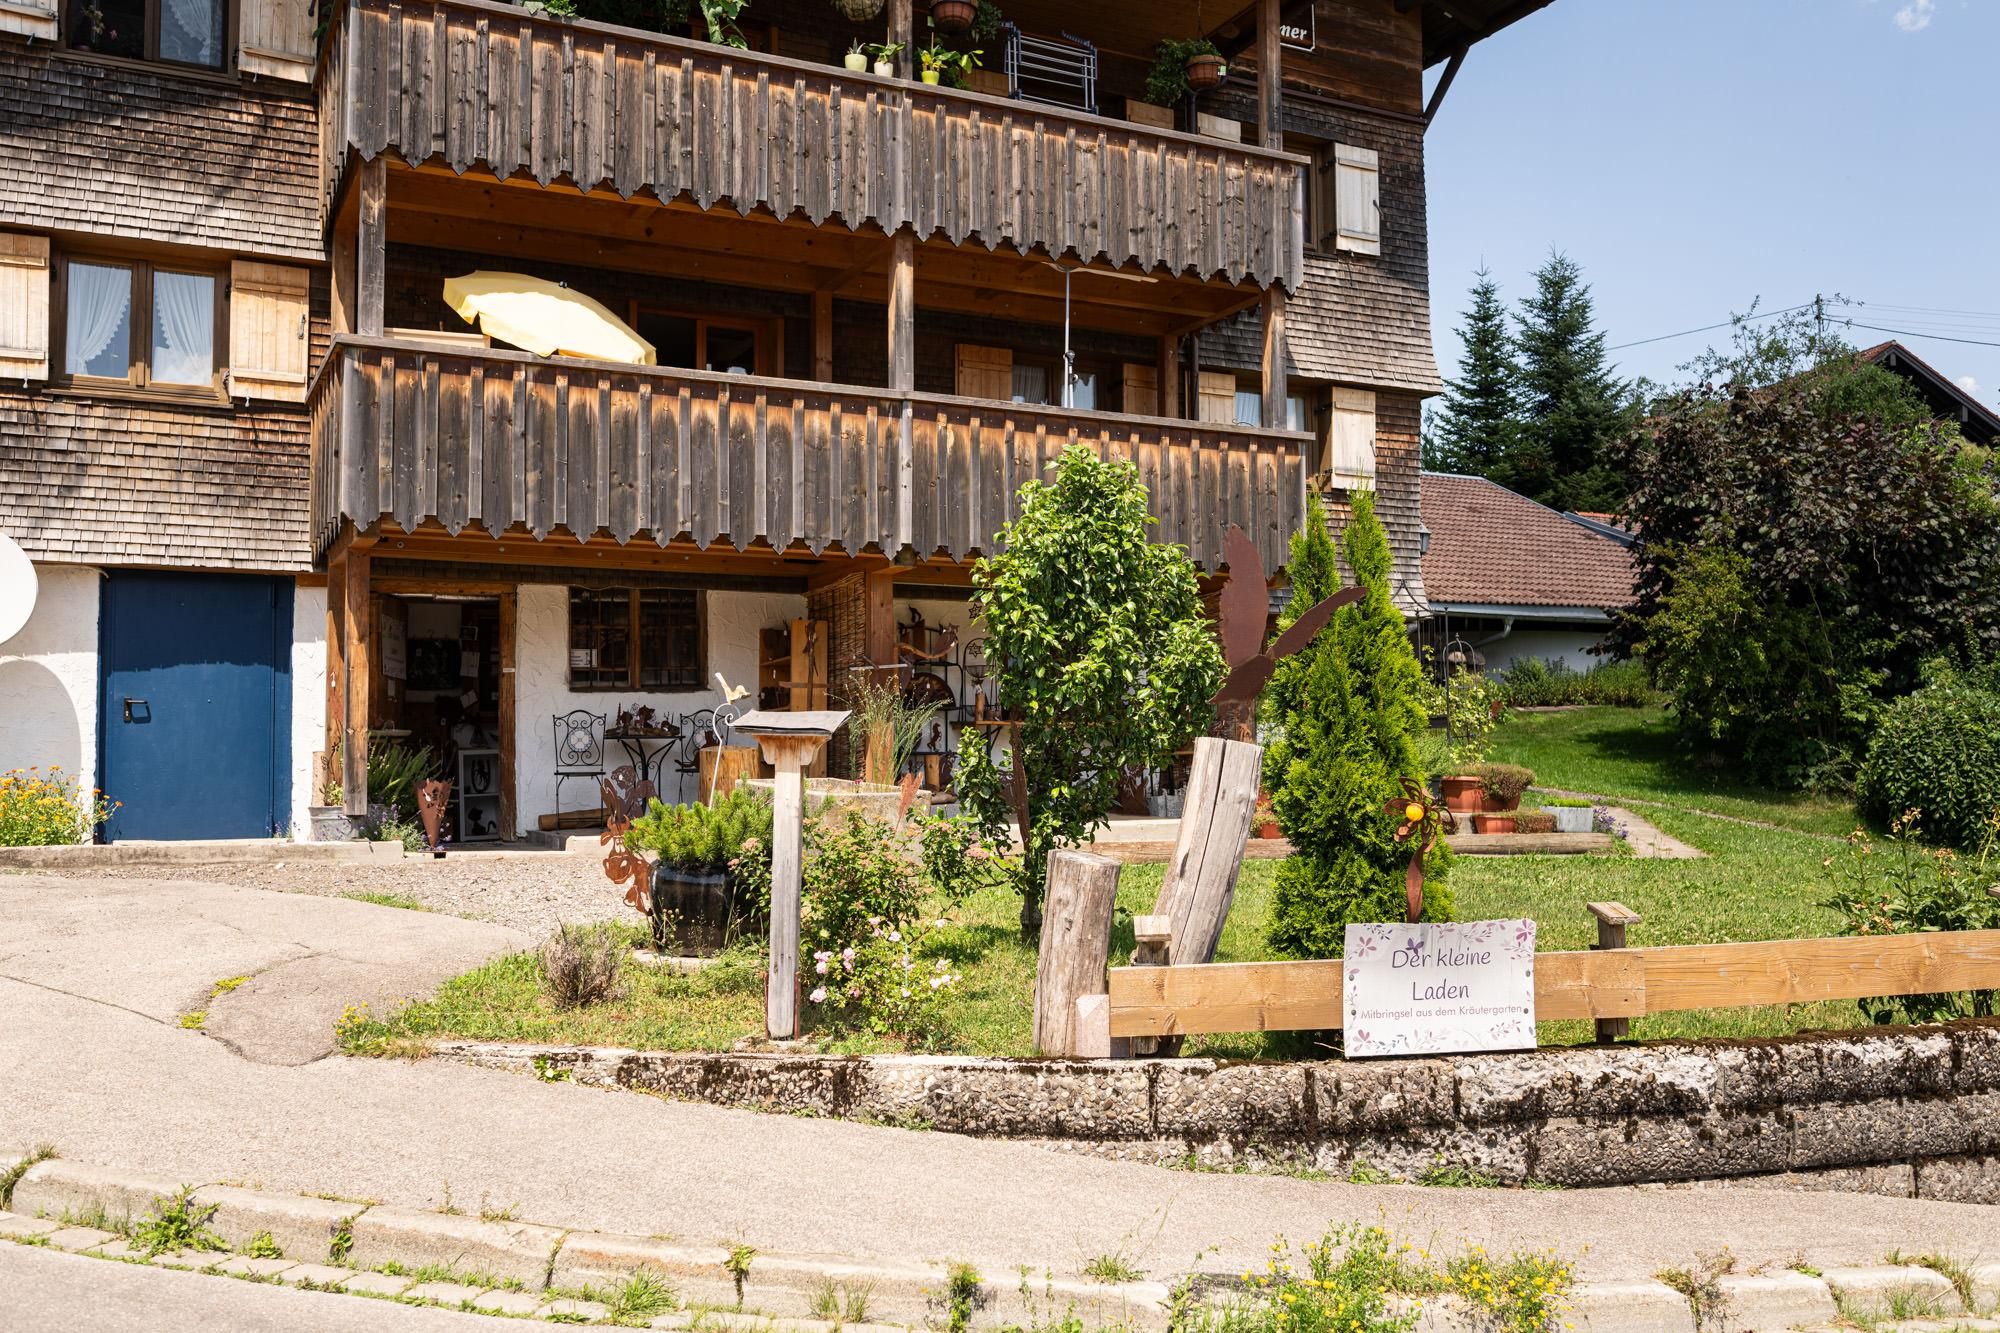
434, 1020, 2000, 1198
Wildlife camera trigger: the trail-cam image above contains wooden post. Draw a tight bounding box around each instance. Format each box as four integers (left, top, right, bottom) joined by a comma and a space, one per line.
1589, 901, 1641, 1042
324, 547, 346, 787
888, 229, 915, 549
356, 155, 386, 338
497, 586, 518, 839
1125, 913, 1173, 1057
1033, 849, 1123, 1057
738, 711, 847, 1040
330, 187, 357, 337
1260, 289, 1288, 432
1156, 737, 1263, 967
812, 290, 834, 383
1257, 0, 1285, 151
886, 0, 912, 77
1157, 335, 1182, 419
340, 546, 373, 817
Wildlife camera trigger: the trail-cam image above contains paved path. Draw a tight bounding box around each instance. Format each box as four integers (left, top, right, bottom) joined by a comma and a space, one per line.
0, 1243, 497, 1332
6, 875, 2000, 1287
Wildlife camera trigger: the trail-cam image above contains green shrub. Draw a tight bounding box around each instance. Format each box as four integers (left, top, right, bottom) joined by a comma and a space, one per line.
366, 740, 435, 817
1415, 663, 1501, 770
1472, 762, 1535, 807
1497, 657, 1654, 708
1266, 494, 1452, 960
1858, 682, 2000, 850
626, 790, 774, 872
0, 768, 117, 846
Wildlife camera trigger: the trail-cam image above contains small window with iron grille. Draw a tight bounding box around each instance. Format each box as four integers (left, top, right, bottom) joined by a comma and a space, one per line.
568, 588, 704, 691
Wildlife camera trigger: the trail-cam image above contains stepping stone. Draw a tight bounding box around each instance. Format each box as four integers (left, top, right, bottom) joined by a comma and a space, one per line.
342, 1271, 414, 1297
538, 1297, 611, 1321
402, 1281, 486, 1306
211, 1255, 298, 1279
44, 1227, 120, 1253
151, 1248, 223, 1269
87, 1239, 143, 1260
471, 1289, 545, 1315
0, 1216, 60, 1240
283, 1263, 358, 1288
648, 1316, 695, 1330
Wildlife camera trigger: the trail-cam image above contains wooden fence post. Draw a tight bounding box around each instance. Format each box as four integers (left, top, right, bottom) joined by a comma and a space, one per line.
1033, 849, 1122, 1057
1126, 914, 1172, 1057
1589, 901, 1641, 1042
1156, 737, 1264, 966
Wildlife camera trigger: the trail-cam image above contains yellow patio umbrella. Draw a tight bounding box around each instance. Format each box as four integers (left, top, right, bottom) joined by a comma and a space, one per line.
443, 271, 656, 365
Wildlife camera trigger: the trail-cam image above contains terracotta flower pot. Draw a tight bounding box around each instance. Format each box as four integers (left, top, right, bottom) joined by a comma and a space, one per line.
1472, 813, 1514, 835
1256, 820, 1281, 840
930, 0, 977, 31
1185, 52, 1226, 89
1441, 775, 1483, 814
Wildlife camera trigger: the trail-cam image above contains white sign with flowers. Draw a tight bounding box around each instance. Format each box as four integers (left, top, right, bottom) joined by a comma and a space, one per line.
1341, 919, 1537, 1058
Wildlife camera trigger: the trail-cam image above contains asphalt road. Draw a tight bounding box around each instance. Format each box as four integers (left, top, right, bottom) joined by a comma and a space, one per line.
4, 874, 1999, 1287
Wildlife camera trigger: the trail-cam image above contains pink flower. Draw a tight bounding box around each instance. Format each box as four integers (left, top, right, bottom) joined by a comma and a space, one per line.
809, 987, 828, 1004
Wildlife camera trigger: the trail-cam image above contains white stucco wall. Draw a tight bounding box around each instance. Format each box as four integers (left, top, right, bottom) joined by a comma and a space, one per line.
513, 584, 807, 823
288, 581, 327, 838
0, 564, 101, 798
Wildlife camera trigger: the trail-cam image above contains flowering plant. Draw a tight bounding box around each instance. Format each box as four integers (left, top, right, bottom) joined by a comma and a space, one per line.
0, 768, 118, 846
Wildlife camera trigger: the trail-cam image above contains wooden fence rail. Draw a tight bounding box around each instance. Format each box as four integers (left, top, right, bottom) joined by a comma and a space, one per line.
1107, 930, 2000, 1039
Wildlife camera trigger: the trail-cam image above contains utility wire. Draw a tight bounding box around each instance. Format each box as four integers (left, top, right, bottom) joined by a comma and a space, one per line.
1824, 320, 2000, 350
1605, 302, 1814, 351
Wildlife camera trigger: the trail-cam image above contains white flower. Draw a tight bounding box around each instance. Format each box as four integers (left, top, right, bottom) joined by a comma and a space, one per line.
928, 976, 944, 990
815, 959, 829, 975
809, 987, 828, 1004
887, 930, 901, 943
900, 988, 911, 998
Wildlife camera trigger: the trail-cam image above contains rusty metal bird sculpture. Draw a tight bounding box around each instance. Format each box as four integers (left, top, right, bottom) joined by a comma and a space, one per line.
1209, 524, 1365, 738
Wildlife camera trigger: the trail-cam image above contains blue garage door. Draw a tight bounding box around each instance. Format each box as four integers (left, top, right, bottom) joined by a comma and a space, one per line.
99, 572, 293, 841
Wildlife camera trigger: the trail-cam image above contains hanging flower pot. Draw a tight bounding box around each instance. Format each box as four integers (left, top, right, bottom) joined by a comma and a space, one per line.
931, 0, 977, 31
1185, 51, 1227, 89
832, 0, 887, 20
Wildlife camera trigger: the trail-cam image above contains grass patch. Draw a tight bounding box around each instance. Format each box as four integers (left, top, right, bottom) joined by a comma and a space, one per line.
178, 1010, 207, 1031
342, 891, 430, 911
0, 1143, 56, 1209
1082, 1252, 1145, 1284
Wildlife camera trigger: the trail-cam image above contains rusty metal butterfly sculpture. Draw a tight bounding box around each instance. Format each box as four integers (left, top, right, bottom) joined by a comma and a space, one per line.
599, 766, 659, 918
1209, 525, 1365, 738
1385, 777, 1455, 924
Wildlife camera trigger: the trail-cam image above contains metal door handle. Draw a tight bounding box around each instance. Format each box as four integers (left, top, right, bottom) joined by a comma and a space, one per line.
122, 698, 148, 723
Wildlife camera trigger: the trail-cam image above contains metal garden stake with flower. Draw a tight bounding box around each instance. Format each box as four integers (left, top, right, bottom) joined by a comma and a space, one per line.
1386, 777, 1454, 924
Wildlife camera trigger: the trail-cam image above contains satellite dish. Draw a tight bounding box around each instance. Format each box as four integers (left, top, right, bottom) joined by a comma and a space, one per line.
0, 532, 36, 647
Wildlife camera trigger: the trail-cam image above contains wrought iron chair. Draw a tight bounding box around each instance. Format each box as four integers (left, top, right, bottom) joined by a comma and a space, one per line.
552, 709, 607, 823
667, 708, 717, 805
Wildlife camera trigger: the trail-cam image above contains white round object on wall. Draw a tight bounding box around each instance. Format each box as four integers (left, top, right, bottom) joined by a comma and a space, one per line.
0, 532, 36, 647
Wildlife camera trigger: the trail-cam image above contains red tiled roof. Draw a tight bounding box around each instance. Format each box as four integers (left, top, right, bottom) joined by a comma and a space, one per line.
1420, 473, 1638, 611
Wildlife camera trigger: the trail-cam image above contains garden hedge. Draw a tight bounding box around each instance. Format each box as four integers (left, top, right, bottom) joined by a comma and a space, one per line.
1858, 682, 2000, 849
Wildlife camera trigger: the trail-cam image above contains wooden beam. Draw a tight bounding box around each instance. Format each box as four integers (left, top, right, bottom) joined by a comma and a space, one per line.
864, 565, 898, 667
889, 228, 916, 551
1034, 849, 1123, 1057
324, 548, 347, 791
812, 289, 834, 382
887, 0, 912, 78
1158, 335, 1183, 418
1154, 738, 1263, 966
497, 586, 517, 839
1260, 288, 1287, 429
330, 184, 358, 337
1423, 49, 1466, 127
340, 547, 373, 816
1257, 0, 1284, 150
356, 156, 387, 338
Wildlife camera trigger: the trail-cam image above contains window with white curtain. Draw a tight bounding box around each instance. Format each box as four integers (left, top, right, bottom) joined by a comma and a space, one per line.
59, 253, 220, 395
1010, 363, 1050, 406
64, 0, 226, 68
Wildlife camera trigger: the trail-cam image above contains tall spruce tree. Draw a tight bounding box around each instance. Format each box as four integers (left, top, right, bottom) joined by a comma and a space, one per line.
1264, 493, 1452, 961
1428, 268, 1520, 477
1504, 251, 1631, 512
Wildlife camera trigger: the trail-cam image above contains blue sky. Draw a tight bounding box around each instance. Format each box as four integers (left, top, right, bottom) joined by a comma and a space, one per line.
1424, 0, 2000, 412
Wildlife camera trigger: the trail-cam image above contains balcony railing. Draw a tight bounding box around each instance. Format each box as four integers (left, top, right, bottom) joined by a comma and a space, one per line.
318, 0, 1307, 291
309, 337, 1308, 571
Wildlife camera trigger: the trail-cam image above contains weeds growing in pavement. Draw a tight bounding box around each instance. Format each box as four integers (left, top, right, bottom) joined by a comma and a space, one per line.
1083, 1252, 1145, 1284
342, 891, 430, 911
1346, 1160, 1397, 1185
590, 1270, 679, 1326
131, 1187, 225, 1257
808, 1275, 874, 1325
178, 1010, 207, 1030
945, 1261, 985, 1333
1894, 1250, 1974, 1309
1415, 1159, 1503, 1189
0, 1143, 56, 1208
1657, 1250, 1735, 1330
328, 1216, 355, 1265
243, 1231, 284, 1259
478, 1197, 519, 1222
725, 1241, 756, 1308
210, 976, 249, 996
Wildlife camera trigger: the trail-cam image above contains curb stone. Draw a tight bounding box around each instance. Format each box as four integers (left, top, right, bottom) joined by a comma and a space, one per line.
10, 1160, 173, 1232
472, 1290, 545, 1315
283, 1262, 358, 1288
404, 1279, 488, 1305
1564, 1279, 1697, 1332
0, 1215, 60, 1240
341, 1271, 414, 1297
345, 1205, 564, 1286
191, 1182, 362, 1261
1820, 1265, 1961, 1318
45, 1225, 121, 1253
1712, 1271, 1841, 1331
1974, 1262, 2000, 1309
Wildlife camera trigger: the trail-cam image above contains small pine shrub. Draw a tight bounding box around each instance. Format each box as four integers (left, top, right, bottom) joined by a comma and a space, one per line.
1858, 682, 2000, 850
625, 790, 773, 872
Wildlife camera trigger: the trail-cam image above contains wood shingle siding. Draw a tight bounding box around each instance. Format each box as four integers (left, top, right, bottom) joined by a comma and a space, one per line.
322, 0, 1307, 291
0, 36, 322, 262
312, 337, 1306, 573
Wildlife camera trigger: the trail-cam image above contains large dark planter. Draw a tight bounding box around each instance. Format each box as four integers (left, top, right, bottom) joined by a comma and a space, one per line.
931, 0, 977, 31
1185, 53, 1226, 90
649, 866, 762, 955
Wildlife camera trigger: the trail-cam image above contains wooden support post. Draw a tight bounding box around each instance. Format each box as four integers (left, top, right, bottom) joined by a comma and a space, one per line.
1034, 849, 1123, 1057
888, 228, 916, 549
356, 155, 387, 338
324, 547, 347, 797
1257, 0, 1285, 150
330, 188, 357, 337
340, 546, 373, 817
812, 290, 834, 383
864, 565, 897, 667
1156, 737, 1264, 967
1589, 901, 1641, 1042
1158, 335, 1183, 419
1260, 289, 1288, 432
887, 0, 912, 78
739, 713, 845, 1041
1125, 913, 1173, 1057
497, 586, 518, 839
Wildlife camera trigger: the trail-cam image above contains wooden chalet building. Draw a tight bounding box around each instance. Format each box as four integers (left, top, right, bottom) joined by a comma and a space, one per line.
0, 0, 1549, 840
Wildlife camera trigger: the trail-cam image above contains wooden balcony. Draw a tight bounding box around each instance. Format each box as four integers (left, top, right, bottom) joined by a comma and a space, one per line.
318, 0, 1306, 292
309, 337, 1308, 571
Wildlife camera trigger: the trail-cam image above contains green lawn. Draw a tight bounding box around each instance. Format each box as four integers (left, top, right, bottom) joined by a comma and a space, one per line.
349, 705, 1883, 1058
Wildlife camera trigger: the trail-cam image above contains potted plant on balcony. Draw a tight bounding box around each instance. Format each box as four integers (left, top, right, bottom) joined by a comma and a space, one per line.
866, 40, 902, 76
1147, 37, 1227, 108
930, 0, 979, 31
833, 0, 886, 20
919, 38, 980, 87
844, 38, 869, 71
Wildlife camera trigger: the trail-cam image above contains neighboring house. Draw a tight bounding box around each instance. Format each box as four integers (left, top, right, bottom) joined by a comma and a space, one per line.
0, 0, 1549, 840
1856, 341, 2000, 446
1416, 472, 1636, 674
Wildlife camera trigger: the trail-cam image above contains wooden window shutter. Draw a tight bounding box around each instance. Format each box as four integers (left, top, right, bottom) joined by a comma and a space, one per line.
1327, 387, 1377, 488
1121, 363, 1158, 417
228, 260, 311, 402
0, 0, 57, 40
954, 344, 1012, 400
0, 232, 50, 382
1197, 371, 1237, 425
1333, 144, 1381, 256
239, 0, 318, 81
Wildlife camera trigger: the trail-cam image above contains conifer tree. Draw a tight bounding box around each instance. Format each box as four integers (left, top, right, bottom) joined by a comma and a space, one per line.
1265, 494, 1452, 960
1503, 251, 1631, 512
1428, 268, 1520, 477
